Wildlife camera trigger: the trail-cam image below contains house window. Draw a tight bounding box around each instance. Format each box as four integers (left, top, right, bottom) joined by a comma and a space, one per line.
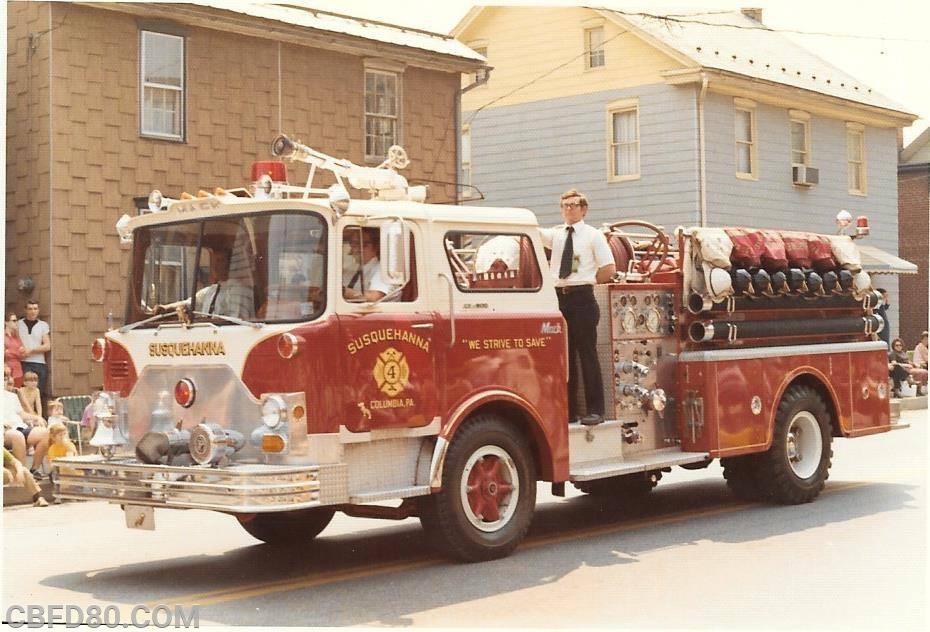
846, 123, 866, 194
585, 26, 606, 69
365, 70, 400, 161
607, 100, 639, 181
734, 99, 757, 178
140, 31, 185, 140
472, 47, 490, 84
461, 124, 476, 200
789, 111, 811, 166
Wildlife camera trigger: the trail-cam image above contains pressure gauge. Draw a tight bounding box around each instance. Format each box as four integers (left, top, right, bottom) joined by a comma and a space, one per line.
645, 308, 662, 333
621, 308, 637, 333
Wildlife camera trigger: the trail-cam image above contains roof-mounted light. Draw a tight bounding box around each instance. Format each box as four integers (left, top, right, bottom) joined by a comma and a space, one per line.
328, 184, 350, 216
855, 215, 870, 238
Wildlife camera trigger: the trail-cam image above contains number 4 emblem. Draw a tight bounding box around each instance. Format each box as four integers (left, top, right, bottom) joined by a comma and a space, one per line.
373, 347, 410, 397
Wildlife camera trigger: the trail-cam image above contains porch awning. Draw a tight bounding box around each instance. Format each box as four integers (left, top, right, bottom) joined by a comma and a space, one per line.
858, 245, 919, 275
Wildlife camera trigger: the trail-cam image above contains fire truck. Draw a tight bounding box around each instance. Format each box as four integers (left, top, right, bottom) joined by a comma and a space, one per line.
57, 136, 903, 562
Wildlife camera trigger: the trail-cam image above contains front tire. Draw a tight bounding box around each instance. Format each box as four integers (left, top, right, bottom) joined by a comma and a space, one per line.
419, 414, 536, 562
758, 385, 833, 504
237, 507, 336, 545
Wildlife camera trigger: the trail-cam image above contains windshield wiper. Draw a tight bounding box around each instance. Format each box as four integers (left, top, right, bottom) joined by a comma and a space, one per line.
119, 310, 181, 333
190, 311, 263, 329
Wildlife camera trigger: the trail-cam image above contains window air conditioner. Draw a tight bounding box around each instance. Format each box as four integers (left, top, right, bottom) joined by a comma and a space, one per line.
792, 165, 819, 186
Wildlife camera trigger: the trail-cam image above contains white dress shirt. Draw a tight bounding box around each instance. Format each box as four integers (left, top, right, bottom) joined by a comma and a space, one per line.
540, 221, 614, 287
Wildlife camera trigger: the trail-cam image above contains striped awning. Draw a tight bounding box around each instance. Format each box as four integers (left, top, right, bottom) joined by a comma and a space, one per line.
858, 245, 919, 275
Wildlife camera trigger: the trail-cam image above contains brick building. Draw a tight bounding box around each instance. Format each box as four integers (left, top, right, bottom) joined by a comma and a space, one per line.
897, 127, 930, 347
5, 1, 484, 397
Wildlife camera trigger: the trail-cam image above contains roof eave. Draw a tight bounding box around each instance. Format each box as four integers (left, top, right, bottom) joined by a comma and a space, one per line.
663, 67, 918, 128
80, 2, 484, 74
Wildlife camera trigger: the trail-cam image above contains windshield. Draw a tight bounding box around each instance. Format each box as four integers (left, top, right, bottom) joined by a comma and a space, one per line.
126, 211, 327, 325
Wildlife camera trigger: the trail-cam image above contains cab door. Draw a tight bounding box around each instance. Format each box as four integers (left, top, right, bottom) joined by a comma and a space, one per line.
337, 225, 439, 433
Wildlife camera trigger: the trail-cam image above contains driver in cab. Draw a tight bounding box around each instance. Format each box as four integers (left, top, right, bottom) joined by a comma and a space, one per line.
156, 250, 255, 319
342, 227, 397, 302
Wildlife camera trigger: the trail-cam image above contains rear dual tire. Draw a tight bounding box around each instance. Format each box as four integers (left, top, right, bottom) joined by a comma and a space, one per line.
724, 385, 832, 504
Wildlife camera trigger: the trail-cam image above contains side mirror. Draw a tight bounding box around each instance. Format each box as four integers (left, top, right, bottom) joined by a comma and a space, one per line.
380, 219, 410, 286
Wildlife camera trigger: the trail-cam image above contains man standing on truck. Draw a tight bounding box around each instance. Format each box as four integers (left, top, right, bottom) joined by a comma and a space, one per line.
540, 189, 616, 425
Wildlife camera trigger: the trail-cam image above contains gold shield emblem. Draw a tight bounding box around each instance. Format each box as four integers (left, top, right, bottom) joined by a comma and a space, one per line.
373, 347, 410, 397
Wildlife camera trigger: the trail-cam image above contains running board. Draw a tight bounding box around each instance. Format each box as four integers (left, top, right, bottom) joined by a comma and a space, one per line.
570, 448, 710, 482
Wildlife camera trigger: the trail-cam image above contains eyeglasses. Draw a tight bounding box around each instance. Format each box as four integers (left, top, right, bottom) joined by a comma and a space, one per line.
561, 201, 582, 209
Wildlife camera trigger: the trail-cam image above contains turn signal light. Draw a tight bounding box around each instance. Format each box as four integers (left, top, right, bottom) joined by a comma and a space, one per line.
174, 378, 196, 408
91, 338, 107, 362
262, 434, 286, 453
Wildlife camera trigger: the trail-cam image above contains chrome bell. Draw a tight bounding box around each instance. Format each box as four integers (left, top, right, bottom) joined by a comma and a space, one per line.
89, 418, 129, 458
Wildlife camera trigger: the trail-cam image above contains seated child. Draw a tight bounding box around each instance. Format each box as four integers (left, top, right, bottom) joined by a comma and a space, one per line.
47, 424, 78, 461
18, 371, 43, 419
47, 424, 78, 488
46, 399, 70, 429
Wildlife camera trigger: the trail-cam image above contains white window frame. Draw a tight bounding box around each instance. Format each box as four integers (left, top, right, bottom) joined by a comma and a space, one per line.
846, 122, 867, 195
461, 124, 478, 200
606, 98, 640, 182
585, 26, 606, 69
734, 98, 758, 179
140, 30, 185, 141
364, 60, 404, 163
789, 110, 811, 167
468, 41, 490, 86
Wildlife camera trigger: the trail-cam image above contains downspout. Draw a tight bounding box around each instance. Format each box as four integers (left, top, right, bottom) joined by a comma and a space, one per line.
454, 87, 462, 204
697, 72, 708, 227
277, 42, 282, 133
456, 66, 491, 205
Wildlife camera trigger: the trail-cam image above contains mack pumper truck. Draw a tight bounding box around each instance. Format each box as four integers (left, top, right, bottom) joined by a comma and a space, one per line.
56, 135, 904, 562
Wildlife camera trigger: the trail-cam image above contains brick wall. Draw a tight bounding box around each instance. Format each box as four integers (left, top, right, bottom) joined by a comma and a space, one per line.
5, 3, 462, 397
897, 165, 930, 348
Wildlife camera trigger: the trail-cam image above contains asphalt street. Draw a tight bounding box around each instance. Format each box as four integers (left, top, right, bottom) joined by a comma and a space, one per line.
2, 407, 926, 629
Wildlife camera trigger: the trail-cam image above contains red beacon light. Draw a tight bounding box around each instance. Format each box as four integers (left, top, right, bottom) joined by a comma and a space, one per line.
250, 161, 288, 199
855, 215, 870, 238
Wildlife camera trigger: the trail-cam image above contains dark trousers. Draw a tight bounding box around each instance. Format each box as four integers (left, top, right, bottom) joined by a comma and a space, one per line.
558, 287, 604, 419
890, 363, 909, 390
22, 362, 49, 399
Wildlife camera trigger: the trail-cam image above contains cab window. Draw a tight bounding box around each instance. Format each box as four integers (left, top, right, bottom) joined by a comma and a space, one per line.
444, 231, 542, 291
342, 226, 417, 302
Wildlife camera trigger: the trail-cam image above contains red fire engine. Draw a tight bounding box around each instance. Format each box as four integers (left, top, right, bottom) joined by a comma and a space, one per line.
57, 136, 903, 562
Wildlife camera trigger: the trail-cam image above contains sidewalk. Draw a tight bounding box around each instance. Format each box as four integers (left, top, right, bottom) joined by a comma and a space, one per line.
2, 478, 55, 508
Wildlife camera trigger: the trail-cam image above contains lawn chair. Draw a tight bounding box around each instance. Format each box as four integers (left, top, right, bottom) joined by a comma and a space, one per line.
57, 395, 92, 455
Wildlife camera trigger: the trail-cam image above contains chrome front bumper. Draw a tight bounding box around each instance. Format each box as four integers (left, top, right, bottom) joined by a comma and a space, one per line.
54, 454, 349, 512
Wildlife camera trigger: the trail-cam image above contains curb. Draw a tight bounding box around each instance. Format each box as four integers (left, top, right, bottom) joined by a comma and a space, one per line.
893, 394, 928, 412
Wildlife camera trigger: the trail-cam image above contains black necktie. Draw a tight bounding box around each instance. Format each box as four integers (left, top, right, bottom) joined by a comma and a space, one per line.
559, 226, 574, 279
349, 270, 362, 289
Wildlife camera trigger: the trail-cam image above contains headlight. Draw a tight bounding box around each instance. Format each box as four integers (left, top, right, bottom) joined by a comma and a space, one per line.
261, 395, 287, 429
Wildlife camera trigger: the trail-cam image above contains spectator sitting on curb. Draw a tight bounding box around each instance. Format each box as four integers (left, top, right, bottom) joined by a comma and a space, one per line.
18, 371, 44, 419
3, 365, 50, 479
913, 331, 928, 370
3, 447, 48, 507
